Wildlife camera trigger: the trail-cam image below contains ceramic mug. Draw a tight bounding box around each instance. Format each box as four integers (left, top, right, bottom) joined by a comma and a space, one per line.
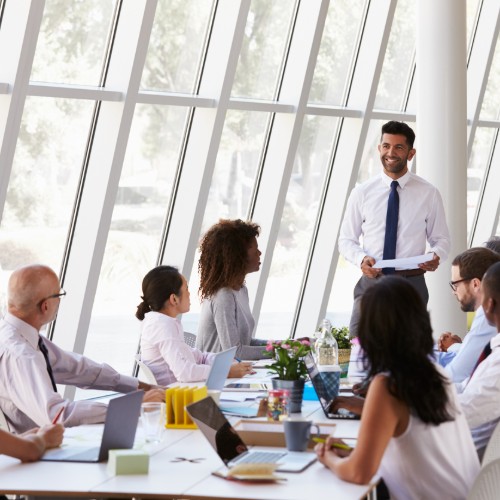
283, 419, 320, 452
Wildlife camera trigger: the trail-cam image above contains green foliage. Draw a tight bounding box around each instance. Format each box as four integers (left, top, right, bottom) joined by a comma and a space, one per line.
263, 338, 312, 381
331, 326, 351, 350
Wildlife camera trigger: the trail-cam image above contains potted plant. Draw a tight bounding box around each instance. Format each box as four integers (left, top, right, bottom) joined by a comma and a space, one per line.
330, 326, 352, 376
331, 326, 351, 363
263, 338, 312, 413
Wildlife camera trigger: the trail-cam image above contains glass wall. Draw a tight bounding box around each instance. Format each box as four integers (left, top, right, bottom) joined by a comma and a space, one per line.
0, 0, 498, 394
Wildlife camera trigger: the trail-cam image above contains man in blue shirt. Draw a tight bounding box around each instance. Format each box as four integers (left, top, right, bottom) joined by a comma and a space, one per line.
436, 247, 500, 384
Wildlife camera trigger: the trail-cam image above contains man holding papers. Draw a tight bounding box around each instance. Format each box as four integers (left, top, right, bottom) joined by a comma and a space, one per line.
339, 121, 450, 337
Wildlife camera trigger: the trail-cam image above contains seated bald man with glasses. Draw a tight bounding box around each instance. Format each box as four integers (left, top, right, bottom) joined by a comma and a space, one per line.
0, 264, 164, 434
435, 247, 500, 385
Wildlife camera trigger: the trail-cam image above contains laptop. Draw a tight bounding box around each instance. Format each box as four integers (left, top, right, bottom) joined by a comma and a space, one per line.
186, 396, 316, 473
41, 390, 144, 463
206, 346, 238, 391
304, 353, 359, 420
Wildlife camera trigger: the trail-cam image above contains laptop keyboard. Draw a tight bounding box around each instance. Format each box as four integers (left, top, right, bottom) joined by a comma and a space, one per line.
236, 450, 287, 464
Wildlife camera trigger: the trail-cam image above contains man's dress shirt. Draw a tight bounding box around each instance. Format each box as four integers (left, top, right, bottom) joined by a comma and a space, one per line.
339, 170, 450, 267
458, 332, 500, 454
436, 307, 497, 384
0, 313, 139, 433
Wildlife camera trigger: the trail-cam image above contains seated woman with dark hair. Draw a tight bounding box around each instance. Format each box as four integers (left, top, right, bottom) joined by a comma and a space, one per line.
315, 276, 479, 499
137, 266, 252, 386
196, 219, 269, 360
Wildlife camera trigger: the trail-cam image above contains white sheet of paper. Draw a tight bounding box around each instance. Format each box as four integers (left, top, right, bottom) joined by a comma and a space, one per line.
374, 253, 433, 270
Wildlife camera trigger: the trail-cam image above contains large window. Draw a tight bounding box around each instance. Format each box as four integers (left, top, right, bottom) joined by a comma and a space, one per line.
0, 0, 498, 389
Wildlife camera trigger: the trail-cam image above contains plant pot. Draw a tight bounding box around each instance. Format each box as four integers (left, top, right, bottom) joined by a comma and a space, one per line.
338, 348, 351, 378
271, 378, 305, 414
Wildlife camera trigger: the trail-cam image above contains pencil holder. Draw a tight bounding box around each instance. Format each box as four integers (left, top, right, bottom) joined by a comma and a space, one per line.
165, 385, 208, 429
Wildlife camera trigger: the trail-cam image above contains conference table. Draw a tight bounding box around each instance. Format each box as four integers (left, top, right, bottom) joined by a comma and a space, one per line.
0, 368, 376, 499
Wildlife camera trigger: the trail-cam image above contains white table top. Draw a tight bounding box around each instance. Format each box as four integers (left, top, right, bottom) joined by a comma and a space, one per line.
0, 374, 373, 499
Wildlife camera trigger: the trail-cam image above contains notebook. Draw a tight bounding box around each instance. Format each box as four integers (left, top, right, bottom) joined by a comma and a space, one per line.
41, 390, 144, 463
304, 353, 360, 420
186, 396, 316, 473
206, 346, 238, 391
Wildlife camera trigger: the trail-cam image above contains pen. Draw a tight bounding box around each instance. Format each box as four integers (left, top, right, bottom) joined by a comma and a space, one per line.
235, 357, 242, 363
52, 406, 65, 424
312, 437, 353, 451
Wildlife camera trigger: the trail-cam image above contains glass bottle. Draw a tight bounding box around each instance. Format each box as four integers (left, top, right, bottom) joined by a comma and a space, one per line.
314, 318, 338, 366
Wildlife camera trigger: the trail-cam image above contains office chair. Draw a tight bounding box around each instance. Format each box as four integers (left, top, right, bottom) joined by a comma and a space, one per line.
467, 458, 500, 500
481, 419, 500, 468
184, 331, 197, 348
134, 354, 158, 385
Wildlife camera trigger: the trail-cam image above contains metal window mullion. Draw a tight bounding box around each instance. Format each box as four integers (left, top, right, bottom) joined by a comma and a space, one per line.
53, 0, 158, 384
0, 0, 44, 221
471, 129, 500, 246
294, 0, 397, 336
160, 0, 251, 278
249, 0, 330, 333
466, 0, 500, 160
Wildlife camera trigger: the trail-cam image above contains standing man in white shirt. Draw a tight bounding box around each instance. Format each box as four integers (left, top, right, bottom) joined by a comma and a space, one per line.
436, 247, 500, 384
338, 121, 451, 338
458, 261, 500, 458
0, 264, 164, 434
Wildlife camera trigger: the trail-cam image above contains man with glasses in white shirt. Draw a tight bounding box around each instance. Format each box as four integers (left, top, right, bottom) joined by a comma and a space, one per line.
436, 247, 500, 385
0, 264, 164, 433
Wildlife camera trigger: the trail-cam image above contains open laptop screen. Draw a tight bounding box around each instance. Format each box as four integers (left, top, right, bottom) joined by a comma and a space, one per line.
186, 396, 248, 464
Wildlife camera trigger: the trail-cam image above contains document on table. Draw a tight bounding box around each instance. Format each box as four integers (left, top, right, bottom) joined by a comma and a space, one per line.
374, 253, 433, 270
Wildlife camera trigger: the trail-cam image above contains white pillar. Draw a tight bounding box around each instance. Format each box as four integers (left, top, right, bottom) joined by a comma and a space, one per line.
416, 0, 468, 337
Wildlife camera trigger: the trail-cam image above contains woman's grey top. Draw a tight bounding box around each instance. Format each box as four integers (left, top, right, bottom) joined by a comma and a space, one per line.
196, 286, 267, 360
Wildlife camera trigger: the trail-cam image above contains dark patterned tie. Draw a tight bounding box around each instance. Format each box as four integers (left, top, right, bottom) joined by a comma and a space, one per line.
38, 336, 57, 392
382, 180, 400, 275
470, 341, 492, 379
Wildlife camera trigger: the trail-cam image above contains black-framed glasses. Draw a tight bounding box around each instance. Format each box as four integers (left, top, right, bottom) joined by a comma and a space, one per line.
38, 289, 67, 306
449, 278, 472, 292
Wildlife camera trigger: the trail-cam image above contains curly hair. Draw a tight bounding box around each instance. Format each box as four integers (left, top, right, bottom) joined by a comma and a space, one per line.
358, 276, 455, 425
198, 219, 260, 300
136, 265, 182, 320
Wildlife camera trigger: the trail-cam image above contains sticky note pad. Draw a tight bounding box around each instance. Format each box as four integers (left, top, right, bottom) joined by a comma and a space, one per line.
107, 449, 149, 475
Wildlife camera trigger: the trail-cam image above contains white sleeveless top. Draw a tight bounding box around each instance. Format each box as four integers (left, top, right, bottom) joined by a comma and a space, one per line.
378, 379, 479, 500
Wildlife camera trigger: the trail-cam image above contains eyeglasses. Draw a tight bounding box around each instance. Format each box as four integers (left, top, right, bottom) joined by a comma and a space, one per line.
38, 289, 67, 306
449, 278, 472, 292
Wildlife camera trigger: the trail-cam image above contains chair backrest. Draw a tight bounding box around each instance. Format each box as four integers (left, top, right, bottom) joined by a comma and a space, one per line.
184, 331, 197, 348
467, 458, 500, 500
0, 408, 10, 432
482, 419, 500, 467
134, 354, 158, 385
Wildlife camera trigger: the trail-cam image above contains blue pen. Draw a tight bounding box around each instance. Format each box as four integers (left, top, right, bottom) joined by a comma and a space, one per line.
235, 357, 242, 363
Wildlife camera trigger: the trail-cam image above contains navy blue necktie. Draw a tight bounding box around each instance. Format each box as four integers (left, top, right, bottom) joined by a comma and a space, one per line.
382, 181, 399, 275
38, 336, 57, 392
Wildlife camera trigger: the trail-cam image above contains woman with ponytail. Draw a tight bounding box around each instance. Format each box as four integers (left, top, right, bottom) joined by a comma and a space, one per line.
137, 266, 252, 386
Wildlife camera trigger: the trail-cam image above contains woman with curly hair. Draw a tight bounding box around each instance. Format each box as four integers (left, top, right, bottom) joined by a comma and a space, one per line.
314, 276, 479, 499
196, 219, 268, 360
137, 265, 252, 386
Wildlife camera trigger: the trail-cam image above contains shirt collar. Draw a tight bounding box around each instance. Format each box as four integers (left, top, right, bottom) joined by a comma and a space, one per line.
380, 169, 412, 189
490, 333, 500, 350
3, 312, 40, 350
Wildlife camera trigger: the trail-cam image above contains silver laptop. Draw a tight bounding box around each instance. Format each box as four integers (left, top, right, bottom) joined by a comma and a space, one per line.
206, 346, 238, 391
41, 390, 144, 463
304, 353, 359, 420
186, 396, 316, 473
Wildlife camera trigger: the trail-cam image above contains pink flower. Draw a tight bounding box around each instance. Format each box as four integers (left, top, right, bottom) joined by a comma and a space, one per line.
281, 344, 290, 350
301, 340, 310, 346
265, 344, 274, 352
